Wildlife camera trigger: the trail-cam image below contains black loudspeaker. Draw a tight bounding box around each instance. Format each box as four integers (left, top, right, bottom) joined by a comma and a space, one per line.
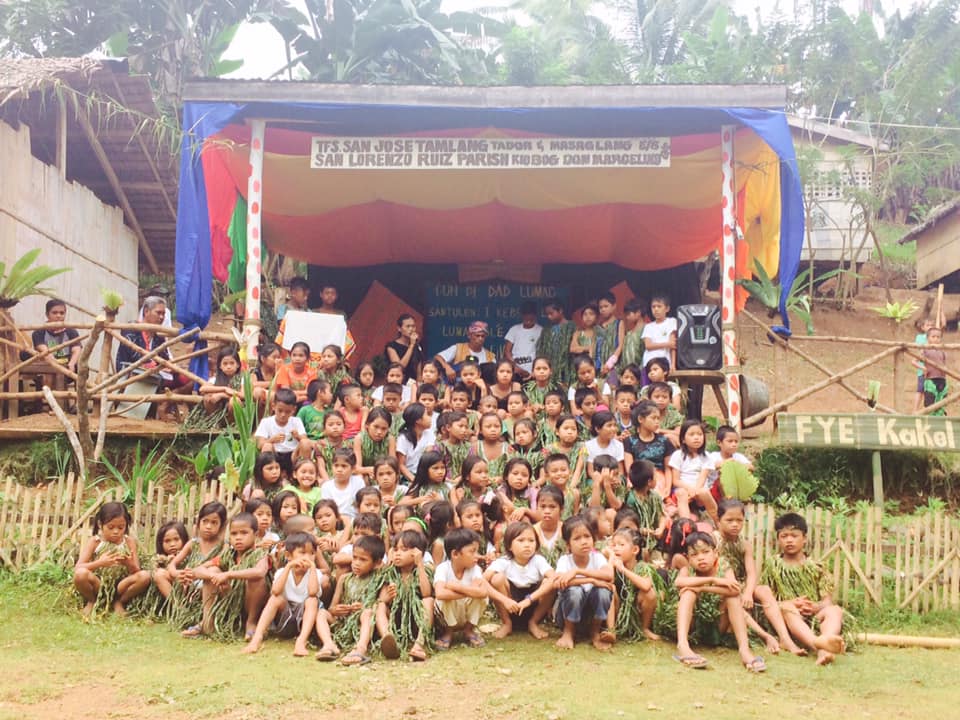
676, 304, 722, 370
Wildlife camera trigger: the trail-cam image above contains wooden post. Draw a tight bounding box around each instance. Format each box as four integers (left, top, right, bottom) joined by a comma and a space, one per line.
244, 119, 266, 365
871, 450, 884, 508
893, 347, 904, 413
55, 96, 67, 180
720, 125, 742, 429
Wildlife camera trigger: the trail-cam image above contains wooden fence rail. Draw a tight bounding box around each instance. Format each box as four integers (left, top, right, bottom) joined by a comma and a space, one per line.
1, 476, 959, 612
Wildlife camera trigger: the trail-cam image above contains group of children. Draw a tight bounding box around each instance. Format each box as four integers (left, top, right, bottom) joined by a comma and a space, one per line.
74, 293, 849, 670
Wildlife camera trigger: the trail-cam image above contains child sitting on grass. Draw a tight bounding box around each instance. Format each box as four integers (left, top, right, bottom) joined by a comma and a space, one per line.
74, 502, 150, 618
484, 521, 556, 639
604, 527, 662, 644
673, 531, 765, 673
159, 502, 227, 624
761, 512, 847, 665
336, 535, 387, 666
242, 532, 339, 658
554, 514, 615, 651
182, 512, 270, 641
363, 530, 435, 662
433, 528, 505, 650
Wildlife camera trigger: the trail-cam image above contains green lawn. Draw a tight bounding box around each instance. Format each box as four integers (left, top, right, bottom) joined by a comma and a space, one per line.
0, 577, 957, 720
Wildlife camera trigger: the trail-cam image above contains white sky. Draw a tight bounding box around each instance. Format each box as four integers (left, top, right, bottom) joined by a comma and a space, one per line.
227, 0, 926, 80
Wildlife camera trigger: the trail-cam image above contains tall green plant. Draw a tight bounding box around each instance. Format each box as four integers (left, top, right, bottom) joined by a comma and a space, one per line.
190, 371, 258, 493
98, 442, 170, 507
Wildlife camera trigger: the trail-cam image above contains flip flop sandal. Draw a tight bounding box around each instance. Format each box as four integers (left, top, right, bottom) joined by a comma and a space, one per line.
744, 656, 767, 673
672, 653, 708, 669
181, 625, 203, 639
466, 631, 486, 649
316, 648, 339, 662
434, 637, 452, 651
380, 634, 401, 660
340, 651, 371, 666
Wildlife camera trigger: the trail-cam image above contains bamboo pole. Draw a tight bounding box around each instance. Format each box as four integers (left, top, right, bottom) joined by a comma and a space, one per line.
0, 321, 236, 344
859, 633, 960, 649
92, 327, 200, 394
744, 345, 900, 426
740, 309, 898, 414
94, 389, 108, 461
42, 386, 85, 480
105, 329, 208, 389
785, 336, 960, 349
0, 390, 206, 403
75, 316, 105, 465
0, 333, 88, 385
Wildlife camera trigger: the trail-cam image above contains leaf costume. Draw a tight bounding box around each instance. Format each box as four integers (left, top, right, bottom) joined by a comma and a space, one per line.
471, 440, 510, 481
205, 545, 270, 641
371, 564, 434, 655
87, 539, 132, 616
508, 444, 544, 478
613, 561, 665, 641
624, 490, 664, 553
657, 560, 734, 647
319, 368, 353, 401
438, 440, 470, 481
359, 429, 391, 467
535, 524, 566, 567
620, 325, 645, 369
331, 571, 379, 649
166, 539, 224, 629
535, 320, 575, 387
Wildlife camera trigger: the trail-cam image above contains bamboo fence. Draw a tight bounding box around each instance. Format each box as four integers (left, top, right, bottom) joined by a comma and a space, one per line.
1, 476, 959, 613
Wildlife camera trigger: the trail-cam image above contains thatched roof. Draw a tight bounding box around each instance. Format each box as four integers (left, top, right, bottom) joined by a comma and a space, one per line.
0, 57, 177, 272
899, 196, 960, 244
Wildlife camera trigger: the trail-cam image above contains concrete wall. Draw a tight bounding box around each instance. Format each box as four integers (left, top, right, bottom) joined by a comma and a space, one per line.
0, 120, 138, 369
794, 132, 874, 264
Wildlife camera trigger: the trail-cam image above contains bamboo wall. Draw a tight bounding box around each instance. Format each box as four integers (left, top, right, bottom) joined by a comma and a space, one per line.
0, 120, 138, 356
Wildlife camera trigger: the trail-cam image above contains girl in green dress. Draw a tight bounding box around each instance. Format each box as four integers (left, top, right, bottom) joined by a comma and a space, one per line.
468, 412, 510, 484
162, 501, 227, 629
523, 357, 557, 418
315, 411, 347, 480
509, 418, 543, 480
353, 407, 395, 481
318, 344, 354, 401
533, 485, 567, 567
536, 301, 575, 387
74, 502, 150, 618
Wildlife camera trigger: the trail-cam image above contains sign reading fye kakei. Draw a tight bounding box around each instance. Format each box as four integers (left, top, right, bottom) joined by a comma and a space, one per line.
778, 413, 960, 451
310, 137, 672, 170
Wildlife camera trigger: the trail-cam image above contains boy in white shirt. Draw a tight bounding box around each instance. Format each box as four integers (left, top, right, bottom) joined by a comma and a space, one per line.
254, 388, 312, 477
433, 528, 511, 649
504, 301, 543, 382
640, 294, 677, 373
242, 532, 339, 658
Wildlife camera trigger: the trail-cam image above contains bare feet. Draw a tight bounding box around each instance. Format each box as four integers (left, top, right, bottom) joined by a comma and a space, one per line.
293, 642, 309, 657
592, 634, 612, 651
642, 629, 662, 642
493, 622, 513, 639
81, 602, 95, 619
598, 630, 617, 645
763, 635, 781, 654
784, 640, 807, 656
242, 635, 262, 653
814, 634, 845, 655
528, 621, 549, 639
409, 642, 427, 661
816, 650, 835, 666
112, 601, 127, 617
556, 632, 575, 650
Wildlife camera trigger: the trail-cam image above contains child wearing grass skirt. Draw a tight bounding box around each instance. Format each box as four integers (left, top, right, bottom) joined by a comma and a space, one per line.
360, 530, 435, 662
333, 535, 385, 665
74, 502, 150, 618
603, 528, 662, 644
162, 502, 227, 629
181, 512, 270, 641
130, 520, 189, 618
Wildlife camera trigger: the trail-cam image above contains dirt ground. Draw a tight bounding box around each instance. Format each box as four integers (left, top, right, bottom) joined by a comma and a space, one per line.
699, 286, 946, 435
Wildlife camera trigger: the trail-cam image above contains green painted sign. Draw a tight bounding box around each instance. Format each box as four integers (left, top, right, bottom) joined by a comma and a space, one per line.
778, 413, 960, 451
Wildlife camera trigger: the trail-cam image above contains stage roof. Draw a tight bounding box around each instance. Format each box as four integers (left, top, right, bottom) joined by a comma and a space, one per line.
175, 82, 803, 340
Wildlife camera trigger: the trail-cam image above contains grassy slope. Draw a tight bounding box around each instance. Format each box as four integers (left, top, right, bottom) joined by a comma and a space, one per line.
0, 579, 958, 720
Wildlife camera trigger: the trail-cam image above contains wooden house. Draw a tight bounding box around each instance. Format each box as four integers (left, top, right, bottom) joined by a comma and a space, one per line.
898, 197, 960, 289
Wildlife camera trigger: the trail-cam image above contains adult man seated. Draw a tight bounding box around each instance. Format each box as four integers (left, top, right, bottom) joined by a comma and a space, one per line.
117, 296, 193, 421
23, 298, 81, 412
434, 320, 497, 384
